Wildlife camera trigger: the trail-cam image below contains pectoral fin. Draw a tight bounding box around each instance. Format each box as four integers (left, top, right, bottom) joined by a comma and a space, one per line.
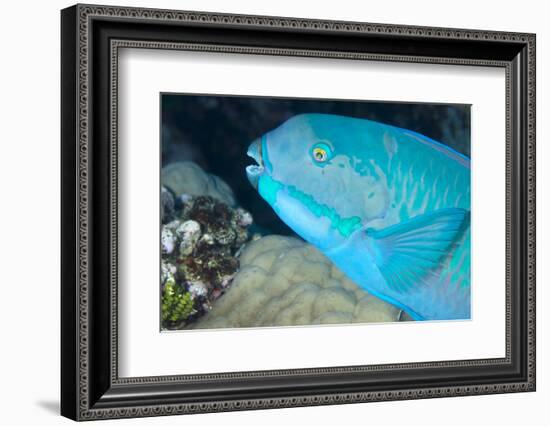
366, 208, 469, 293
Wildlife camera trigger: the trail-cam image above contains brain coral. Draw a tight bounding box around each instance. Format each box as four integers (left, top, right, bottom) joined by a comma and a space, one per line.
191, 235, 402, 329
162, 161, 236, 206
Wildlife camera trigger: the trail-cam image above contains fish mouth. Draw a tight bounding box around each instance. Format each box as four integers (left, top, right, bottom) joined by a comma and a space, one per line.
246, 138, 264, 189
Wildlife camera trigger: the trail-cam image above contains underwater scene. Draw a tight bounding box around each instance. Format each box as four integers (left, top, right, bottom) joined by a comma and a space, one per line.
160, 94, 471, 331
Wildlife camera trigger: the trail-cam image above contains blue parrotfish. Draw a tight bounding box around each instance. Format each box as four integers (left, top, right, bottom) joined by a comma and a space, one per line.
246, 113, 470, 321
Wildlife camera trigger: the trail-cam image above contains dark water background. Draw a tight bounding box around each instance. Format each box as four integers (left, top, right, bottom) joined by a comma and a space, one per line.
161, 94, 470, 236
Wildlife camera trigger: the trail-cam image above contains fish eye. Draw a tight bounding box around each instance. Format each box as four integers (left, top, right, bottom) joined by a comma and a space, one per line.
311, 143, 332, 163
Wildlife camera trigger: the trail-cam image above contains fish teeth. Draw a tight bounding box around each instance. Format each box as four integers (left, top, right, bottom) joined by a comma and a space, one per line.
245, 164, 263, 189
246, 164, 264, 174
246, 138, 263, 167
246, 138, 265, 189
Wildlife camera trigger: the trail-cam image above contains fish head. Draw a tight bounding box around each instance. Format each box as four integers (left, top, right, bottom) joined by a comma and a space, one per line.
246, 114, 391, 250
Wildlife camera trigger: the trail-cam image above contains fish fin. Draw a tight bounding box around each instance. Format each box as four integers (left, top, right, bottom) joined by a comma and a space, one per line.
366, 208, 470, 294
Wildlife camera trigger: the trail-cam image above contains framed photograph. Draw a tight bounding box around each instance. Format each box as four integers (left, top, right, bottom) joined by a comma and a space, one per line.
61, 4, 536, 421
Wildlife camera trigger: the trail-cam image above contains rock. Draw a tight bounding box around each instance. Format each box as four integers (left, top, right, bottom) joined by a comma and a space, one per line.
191, 236, 401, 329
160, 186, 175, 223
162, 161, 235, 206
236, 208, 253, 227
176, 220, 201, 256
187, 281, 209, 298
161, 261, 177, 286
161, 226, 176, 255
160, 194, 253, 330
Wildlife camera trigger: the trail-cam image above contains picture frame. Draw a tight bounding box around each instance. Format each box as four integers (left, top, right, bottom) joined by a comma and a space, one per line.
60, 3, 536, 421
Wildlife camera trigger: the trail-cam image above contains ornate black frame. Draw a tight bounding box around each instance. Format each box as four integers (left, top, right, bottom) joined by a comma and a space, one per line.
61, 3, 536, 421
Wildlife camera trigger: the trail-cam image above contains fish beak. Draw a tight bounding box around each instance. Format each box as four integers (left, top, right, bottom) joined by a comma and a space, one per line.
246, 138, 264, 190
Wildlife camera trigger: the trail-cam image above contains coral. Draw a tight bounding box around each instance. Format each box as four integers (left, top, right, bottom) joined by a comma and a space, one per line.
160, 193, 253, 330
162, 161, 236, 206
161, 278, 196, 324
173, 197, 248, 294
182, 196, 249, 247
191, 235, 402, 329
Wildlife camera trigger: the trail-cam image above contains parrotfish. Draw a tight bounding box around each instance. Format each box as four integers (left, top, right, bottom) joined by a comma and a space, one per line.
246, 113, 470, 321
